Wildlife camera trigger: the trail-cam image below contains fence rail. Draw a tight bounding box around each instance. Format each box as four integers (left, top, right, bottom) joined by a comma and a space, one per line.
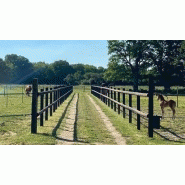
31, 78, 73, 134
91, 77, 160, 137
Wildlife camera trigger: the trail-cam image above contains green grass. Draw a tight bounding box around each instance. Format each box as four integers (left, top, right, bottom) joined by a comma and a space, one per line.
74, 88, 116, 145
1, 84, 185, 145
0, 93, 74, 145
89, 93, 182, 145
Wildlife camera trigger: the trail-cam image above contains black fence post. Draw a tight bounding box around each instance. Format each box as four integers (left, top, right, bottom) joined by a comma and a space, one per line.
100, 87, 102, 101
55, 86, 58, 109
137, 95, 140, 130
123, 88, 125, 118
107, 88, 110, 107
60, 87, 62, 104
58, 88, 60, 107
129, 89, 132, 123
105, 88, 108, 105
148, 76, 154, 137
111, 87, 113, 109
114, 88, 116, 112
31, 78, 38, 134
45, 88, 48, 121
50, 88, 53, 116
53, 87, 56, 112
118, 88, 120, 114
40, 88, 44, 126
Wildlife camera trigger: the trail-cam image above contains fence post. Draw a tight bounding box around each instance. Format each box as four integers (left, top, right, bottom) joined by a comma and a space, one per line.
148, 76, 154, 137
100, 87, 102, 101
22, 86, 24, 103
45, 88, 48, 120
56, 86, 58, 109
60, 87, 62, 104
114, 88, 116, 112
40, 89, 44, 126
123, 88, 125, 118
50, 88, 53, 116
53, 88, 55, 112
129, 89, 132, 123
31, 78, 38, 134
118, 88, 120, 114
137, 95, 140, 130
58, 88, 60, 107
177, 86, 178, 108
107, 88, 110, 107
111, 87, 113, 109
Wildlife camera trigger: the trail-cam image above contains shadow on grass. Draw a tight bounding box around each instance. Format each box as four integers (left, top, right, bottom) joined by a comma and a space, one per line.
51, 93, 89, 144
155, 125, 185, 143
52, 93, 75, 138
139, 117, 185, 143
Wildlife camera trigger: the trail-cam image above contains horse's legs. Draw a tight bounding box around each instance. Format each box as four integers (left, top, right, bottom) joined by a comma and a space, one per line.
171, 108, 175, 119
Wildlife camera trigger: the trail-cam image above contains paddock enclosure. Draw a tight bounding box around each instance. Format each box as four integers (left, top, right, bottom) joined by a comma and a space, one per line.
1, 81, 185, 144
91, 79, 185, 140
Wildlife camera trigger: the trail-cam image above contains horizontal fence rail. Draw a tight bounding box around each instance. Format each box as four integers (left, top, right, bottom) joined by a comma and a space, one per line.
31, 78, 73, 134
91, 77, 161, 137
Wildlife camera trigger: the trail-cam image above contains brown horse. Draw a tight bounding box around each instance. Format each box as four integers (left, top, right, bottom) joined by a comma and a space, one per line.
25, 85, 32, 96
157, 94, 176, 119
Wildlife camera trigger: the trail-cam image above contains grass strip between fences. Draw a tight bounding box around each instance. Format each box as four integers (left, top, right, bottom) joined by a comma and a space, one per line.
91, 77, 160, 138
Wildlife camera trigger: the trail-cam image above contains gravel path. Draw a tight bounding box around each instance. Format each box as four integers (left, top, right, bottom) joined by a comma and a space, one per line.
56, 94, 78, 145
87, 95, 126, 145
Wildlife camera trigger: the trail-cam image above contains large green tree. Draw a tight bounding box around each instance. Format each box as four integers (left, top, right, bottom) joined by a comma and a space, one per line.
0, 58, 12, 83
104, 56, 131, 82
108, 40, 151, 91
5, 54, 34, 83
51, 60, 75, 84
148, 40, 185, 90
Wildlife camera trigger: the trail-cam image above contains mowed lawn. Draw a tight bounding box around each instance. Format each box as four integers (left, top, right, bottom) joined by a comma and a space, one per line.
0, 84, 185, 145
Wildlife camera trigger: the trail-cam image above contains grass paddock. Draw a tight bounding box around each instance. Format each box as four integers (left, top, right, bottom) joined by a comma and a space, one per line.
0, 84, 185, 145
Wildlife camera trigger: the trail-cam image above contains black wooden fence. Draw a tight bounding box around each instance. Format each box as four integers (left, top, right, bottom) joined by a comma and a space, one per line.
31, 78, 73, 134
91, 77, 161, 137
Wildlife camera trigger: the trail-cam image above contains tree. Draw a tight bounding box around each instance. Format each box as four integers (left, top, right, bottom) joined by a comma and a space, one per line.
71, 64, 85, 75
108, 40, 151, 91
51, 60, 75, 84
0, 58, 12, 83
84, 64, 98, 73
148, 40, 185, 90
104, 56, 131, 82
4, 54, 34, 83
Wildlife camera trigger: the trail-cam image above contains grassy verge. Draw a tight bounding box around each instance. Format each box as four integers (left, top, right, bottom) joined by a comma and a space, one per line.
74, 89, 116, 145
0, 93, 74, 145
89, 92, 184, 145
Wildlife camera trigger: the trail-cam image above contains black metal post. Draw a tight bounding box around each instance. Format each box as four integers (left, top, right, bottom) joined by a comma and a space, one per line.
107, 88, 110, 107
31, 78, 38, 133
129, 89, 132, 123
40, 88, 44, 126
50, 88, 53, 116
148, 76, 154, 137
111, 87, 113, 109
45, 88, 48, 120
123, 88, 125, 118
118, 88, 120, 114
114, 88, 116, 112
53, 87, 56, 112
137, 95, 140, 130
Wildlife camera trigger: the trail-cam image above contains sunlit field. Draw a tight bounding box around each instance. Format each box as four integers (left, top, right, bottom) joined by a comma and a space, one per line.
0, 84, 185, 144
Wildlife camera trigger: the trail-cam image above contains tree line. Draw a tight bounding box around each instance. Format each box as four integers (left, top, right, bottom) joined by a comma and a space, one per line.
0, 54, 106, 85
0, 40, 185, 91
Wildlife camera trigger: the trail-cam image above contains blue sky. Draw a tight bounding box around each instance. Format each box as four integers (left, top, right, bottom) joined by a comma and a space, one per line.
0, 40, 109, 68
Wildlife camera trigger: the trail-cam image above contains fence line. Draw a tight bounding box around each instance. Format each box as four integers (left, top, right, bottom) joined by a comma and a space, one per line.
31, 78, 73, 134
91, 77, 161, 137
